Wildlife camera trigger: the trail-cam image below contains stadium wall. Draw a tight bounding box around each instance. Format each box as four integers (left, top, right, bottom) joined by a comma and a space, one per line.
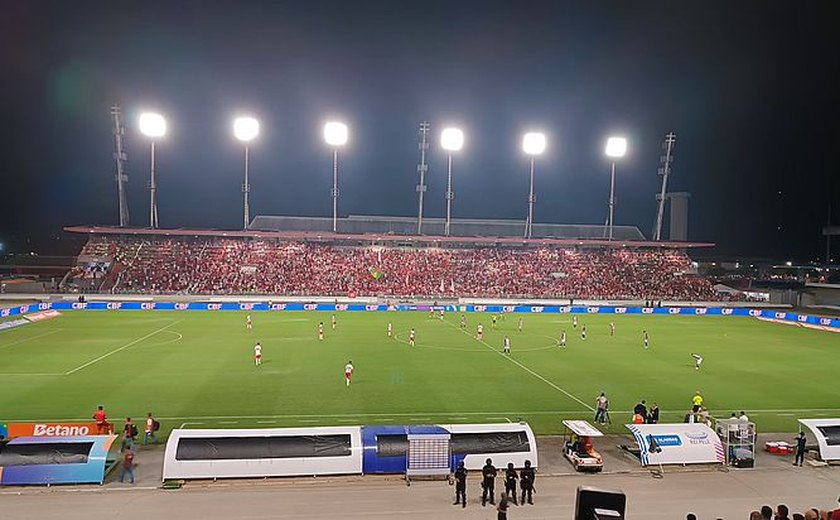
1, 300, 839, 330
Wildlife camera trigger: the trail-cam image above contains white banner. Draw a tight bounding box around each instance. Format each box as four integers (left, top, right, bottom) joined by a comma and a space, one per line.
626, 423, 724, 466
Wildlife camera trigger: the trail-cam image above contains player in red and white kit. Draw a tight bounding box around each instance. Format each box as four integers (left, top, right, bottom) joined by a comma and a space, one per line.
246, 315, 252, 330
345, 360, 354, 386
476, 323, 484, 340
254, 342, 262, 366
409, 328, 416, 346
318, 322, 324, 341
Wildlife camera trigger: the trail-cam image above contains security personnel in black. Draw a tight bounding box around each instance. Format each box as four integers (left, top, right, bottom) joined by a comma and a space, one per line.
481, 457, 497, 506
504, 462, 518, 505
453, 461, 467, 507
520, 459, 535, 505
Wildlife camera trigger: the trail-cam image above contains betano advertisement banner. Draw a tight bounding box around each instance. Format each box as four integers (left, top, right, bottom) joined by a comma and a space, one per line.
626, 423, 725, 466
4, 423, 100, 439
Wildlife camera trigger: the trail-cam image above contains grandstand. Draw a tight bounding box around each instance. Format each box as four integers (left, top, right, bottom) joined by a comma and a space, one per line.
61, 218, 720, 301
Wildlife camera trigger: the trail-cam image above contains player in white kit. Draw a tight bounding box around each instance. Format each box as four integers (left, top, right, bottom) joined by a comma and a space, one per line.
387, 322, 393, 337
573, 316, 578, 329
318, 322, 324, 341
581, 325, 587, 340
345, 361, 354, 386
254, 342, 262, 366
560, 330, 567, 348
476, 324, 484, 340
643, 330, 650, 349
439, 309, 445, 320
409, 328, 416, 346
692, 353, 703, 370
246, 315, 252, 330
503, 336, 511, 355
518, 318, 523, 332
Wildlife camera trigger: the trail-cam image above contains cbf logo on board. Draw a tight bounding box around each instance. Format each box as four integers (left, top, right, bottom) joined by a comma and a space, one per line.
207, 303, 222, 311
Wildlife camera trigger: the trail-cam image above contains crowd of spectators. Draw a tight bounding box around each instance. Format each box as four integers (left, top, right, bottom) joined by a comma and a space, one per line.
74, 236, 726, 300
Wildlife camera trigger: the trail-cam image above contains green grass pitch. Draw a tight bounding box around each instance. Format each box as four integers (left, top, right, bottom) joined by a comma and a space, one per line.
0, 310, 837, 436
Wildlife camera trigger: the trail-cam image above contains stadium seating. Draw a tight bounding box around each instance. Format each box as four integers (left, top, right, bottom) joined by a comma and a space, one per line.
74, 236, 726, 300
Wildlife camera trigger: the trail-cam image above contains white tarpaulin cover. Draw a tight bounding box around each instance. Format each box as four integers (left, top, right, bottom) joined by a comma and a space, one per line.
798, 419, 840, 461
626, 423, 725, 466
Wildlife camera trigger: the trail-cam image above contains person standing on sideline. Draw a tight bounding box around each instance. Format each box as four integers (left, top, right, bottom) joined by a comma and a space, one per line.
648, 403, 660, 424
93, 405, 111, 434
520, 459, 535, 505
594, 393, 608, 424
119, 447, 135, 484
481, 458, 497, 506
504, 462, 518, 505
794, 431, 807, 466
452, 460, 467, 508
122, 417, 138, 452
496, 492, 509, 520
344, 360, 354, 387
691, 390, 704, 413
143, 413, 157, 445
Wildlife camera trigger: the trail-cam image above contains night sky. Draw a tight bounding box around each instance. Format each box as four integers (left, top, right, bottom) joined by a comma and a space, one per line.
1, 1, 838, 260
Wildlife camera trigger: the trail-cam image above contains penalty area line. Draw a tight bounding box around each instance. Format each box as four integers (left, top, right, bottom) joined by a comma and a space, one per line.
64, 320, 183, 375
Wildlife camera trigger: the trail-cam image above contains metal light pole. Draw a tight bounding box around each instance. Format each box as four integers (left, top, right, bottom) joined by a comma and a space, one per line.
604, 136, 627, 241
416, 121, 430, 234
233, 116, 260, 230
440, 127, 464, 237
139, 112, 166, 229
522, 132, 546, 239
324, 121, 349, 233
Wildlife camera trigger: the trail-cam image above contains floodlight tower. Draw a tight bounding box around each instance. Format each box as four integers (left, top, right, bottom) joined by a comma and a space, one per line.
522, 132, 546, 239
440, 127, 464, 237
416, 121, 430, 235
324, 121, 348, 233
604, 136, 627, 241
111, 105, 130, 227
138, 112, 167, 229
653, 132, 677, 241
233, 117, 260, 230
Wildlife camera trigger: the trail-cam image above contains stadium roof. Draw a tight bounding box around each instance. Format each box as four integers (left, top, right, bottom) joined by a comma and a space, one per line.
251, 214, 646, 240
64, 224, 714, 249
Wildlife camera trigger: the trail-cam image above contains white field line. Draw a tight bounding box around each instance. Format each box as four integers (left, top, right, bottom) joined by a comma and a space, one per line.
442, 319, 595, 412
0, 329, 63, 350
10, 408, 840, 424
64, 320, 183, 375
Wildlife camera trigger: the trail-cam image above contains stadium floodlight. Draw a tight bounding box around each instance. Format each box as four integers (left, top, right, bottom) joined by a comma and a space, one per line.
440, 127, 464, 152
233, 117, 260, 230
440, 127, 464, 236
522, 132, 546, 156
324, 121, 349, 232
233, 116, 260, 142
139, 112, 167, 138
324, 121, 348, 147
605, 136, 627, 158
604, 136, 627, 240
522, 132, 547, 238
138, 112, 167, 228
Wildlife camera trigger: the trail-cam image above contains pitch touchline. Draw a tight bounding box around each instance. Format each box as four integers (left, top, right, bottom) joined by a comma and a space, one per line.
442, 318, 595, 412
64, 320, 183, 375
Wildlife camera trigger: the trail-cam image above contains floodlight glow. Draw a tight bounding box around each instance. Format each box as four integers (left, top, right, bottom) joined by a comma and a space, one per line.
139, 112, 167, 138
440, 127, 464, 152
233, 117, 260, 142
522, 132, 546, 156
605, 137, 627, 158
324, 121, 348, 146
